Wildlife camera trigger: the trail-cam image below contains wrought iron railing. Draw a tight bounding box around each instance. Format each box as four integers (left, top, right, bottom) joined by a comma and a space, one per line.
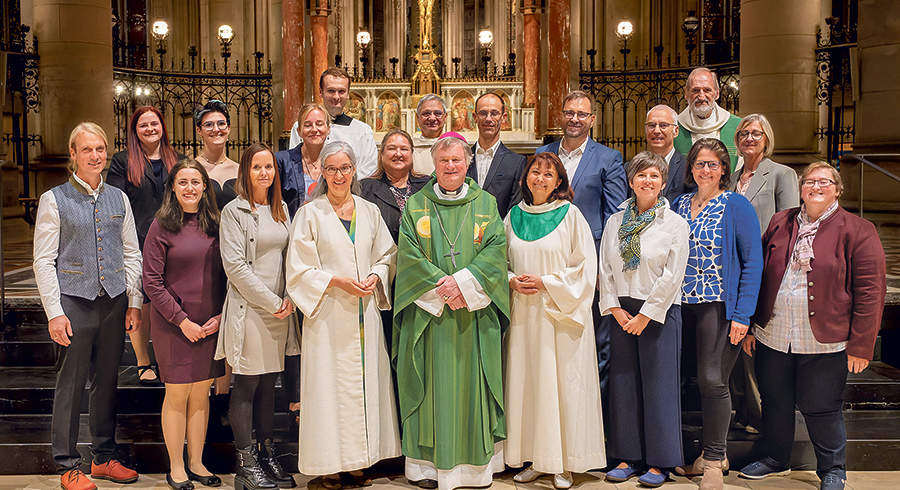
113, 53, 274, 159
815, 16, 858, 165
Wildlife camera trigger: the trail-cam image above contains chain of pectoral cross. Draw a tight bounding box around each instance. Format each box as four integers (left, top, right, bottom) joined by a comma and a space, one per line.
431, 201, 472, 268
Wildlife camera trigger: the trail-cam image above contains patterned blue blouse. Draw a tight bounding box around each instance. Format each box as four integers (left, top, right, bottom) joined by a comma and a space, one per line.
676, 192, 729, 303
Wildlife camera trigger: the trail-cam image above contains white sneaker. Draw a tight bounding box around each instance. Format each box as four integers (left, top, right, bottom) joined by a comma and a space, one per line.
514, 467, 544, 483
553, 471, 573, 489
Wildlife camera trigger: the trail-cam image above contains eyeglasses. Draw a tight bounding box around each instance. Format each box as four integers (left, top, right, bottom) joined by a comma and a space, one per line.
801, 178, 835, 188
476, 110, 503, 120
738, 130, 765, 141
692, 160, 723, 171
324, 164, 355, 176
419, 110, 445, 119
201, 120, 228, 131
645, 122, 674, 131
563, 110, 594, 120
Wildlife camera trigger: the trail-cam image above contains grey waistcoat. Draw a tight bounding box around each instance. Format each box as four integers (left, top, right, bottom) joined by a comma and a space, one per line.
51, 176, 127, 299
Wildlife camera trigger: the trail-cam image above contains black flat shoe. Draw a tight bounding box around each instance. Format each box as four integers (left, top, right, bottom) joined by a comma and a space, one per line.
414, 479, 438, 489
187, 469, 222, 487
167, 473, 195, 490
137, 365, 162, 387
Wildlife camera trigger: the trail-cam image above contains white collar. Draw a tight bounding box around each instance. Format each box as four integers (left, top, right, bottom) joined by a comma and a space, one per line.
560, 137, 589, 156
434, 182, 470, 201
72, 172, 104, 195
476, 138, 502, 156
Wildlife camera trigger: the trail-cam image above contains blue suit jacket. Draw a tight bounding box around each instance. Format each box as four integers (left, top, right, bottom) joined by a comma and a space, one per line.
536, 139, 627, 252
665, 149, 696, 205
275, 143, 307, 218
468, 142, 527, 219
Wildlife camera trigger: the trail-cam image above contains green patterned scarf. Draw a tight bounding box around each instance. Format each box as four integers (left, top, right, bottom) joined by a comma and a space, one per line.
617, 197, 666, 272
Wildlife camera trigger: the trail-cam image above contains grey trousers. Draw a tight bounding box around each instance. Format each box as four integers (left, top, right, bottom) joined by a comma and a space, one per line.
52, 293, 127, 472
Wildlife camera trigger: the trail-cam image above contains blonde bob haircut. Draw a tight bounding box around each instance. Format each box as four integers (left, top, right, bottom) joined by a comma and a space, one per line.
734, 114, 775, 160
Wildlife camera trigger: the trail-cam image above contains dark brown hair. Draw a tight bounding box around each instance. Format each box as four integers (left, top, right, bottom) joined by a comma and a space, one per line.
685, 138, 731, 190
126, 106, 179, 188
236, 142, 287, 223
370, 129, 428, 180
521, 152, 575, 205
319, 67, 351, 91
156, 159, 220, 236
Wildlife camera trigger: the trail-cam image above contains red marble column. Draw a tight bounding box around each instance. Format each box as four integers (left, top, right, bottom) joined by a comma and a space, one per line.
546, 0, 570, 135
522, 1, 541, 135
283, 0, 305, 132
309, 0, 331, 104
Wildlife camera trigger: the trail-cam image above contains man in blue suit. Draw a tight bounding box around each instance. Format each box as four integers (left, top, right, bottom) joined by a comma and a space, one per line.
535, 90, 627, 408
468, 92, 526, 218
645, 104, 696, 204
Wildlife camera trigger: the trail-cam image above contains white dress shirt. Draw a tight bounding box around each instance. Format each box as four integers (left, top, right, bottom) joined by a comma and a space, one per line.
33, 173, 143, 320
559, 137, 589, 178
474, 139, 502, 186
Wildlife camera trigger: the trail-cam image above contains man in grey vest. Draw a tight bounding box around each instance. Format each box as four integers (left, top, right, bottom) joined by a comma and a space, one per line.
33, 123, 143, 490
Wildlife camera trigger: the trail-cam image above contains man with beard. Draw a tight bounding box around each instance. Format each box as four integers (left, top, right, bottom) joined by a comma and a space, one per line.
674, 67, 743, 171
289, 68, 379, 178
468, 92, 527, 219
412, 94, 448, 175
645, 104, 695, 203
535, 90, 627, 410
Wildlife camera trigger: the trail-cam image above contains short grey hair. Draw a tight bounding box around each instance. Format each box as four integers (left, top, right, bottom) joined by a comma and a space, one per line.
686, 67, 720, 92
626, 151, 669, 196
646, 104, 678, 123
430, 135, 472, 163
312, 141, 360, 198
417, 93, 448, 113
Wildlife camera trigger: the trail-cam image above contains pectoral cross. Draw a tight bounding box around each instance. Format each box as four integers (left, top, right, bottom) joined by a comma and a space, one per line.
444, 244, 460, 267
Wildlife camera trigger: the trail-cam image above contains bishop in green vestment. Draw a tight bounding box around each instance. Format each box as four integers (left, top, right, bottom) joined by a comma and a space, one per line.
392, 136, 510, 490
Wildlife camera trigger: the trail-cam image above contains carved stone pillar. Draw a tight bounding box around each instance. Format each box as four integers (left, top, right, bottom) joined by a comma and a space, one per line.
546, 0, 569, 137
309, 0, 331, 103
282, 0, 305, 139
522, 1, 541, 138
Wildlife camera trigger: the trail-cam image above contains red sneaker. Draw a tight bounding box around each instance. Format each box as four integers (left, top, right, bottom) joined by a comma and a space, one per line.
91, 459, 139, 483
61, 468, 97, 490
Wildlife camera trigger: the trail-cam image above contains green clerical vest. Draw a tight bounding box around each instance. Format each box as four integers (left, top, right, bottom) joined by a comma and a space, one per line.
674, 113, 743, 172
392, 178, 509, 470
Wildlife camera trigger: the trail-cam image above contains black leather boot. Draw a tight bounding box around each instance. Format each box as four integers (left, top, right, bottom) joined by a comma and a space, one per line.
259, 440, 297, 488
234, 444, 277, 490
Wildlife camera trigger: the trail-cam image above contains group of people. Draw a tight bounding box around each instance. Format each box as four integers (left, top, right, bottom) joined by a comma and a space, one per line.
33, 67, 886, 490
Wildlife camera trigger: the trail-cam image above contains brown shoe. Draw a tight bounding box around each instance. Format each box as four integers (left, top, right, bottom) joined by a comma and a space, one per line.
91, 459, 139, 484
699, 459, 724, 490
674, 452, 730, 476
61, 468, 97, 490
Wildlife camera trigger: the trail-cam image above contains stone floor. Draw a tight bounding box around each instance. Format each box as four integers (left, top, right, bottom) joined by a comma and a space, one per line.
0, 470, 898, 490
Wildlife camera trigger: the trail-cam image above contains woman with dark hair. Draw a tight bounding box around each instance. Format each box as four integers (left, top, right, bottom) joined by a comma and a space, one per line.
286, 141, 399, 489
600, 151, 689, 487
108, 105, 186, 387
143, 159, 226, 490
671, 139, 762, 490
217, 143, 299, 490
195, 100, 239, 209
738, 162, 885, 490
504, 152, 605, 490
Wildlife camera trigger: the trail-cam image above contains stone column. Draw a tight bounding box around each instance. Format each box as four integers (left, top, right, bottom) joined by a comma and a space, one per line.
33, 0, 114, 182
309, 0, 331, 103
740, 0, 819, 163
853, 0, 900, 153
545, 0, 570, 137
282, 0, 305, 142
522, 1, 541, 137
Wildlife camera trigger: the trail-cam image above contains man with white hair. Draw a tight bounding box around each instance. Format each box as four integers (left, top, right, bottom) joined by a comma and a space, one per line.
645, 104, 695, 203
412, 94, 448, 174
674, 68, 742, 171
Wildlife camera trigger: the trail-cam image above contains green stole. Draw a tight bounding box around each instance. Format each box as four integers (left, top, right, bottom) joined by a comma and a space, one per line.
674, 114, 742, 172
509, 202, 570, 241
392, 177, 509, 470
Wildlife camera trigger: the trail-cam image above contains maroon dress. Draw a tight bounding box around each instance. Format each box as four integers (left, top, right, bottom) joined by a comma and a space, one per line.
143, 213, 226, 383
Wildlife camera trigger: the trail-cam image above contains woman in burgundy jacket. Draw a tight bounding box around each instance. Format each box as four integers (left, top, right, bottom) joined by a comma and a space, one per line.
738, 162, 886, 490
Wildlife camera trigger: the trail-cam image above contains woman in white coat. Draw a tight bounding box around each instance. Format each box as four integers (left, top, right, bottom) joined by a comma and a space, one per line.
285, 141, 400, 489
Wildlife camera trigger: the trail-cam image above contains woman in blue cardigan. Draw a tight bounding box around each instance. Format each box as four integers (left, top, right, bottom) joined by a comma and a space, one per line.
672, 138, 763, 490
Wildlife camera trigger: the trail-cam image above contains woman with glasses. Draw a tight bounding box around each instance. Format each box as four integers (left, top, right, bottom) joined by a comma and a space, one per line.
285, 141, 399, 489
738, 163, 885, 490
108, 106, 187, 388
672, 139, 762, 490
195, 100, 239, 209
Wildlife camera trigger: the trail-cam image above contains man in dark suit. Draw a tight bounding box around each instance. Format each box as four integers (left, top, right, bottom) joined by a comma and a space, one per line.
467, 92, 526, 218
646, 104, 696, 204
535, 90, 627, 409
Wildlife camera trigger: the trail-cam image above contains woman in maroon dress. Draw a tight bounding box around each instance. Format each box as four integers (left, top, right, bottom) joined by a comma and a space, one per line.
143, 159, 226, 489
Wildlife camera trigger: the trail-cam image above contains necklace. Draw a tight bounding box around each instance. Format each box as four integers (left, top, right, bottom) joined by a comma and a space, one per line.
430, 200, 472, 268
303, 158, 320, 178
331, 196, 354, 219
199, 153, 226, 166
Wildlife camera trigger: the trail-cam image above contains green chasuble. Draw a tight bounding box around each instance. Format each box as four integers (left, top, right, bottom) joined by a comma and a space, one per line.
392, 177, 510, 470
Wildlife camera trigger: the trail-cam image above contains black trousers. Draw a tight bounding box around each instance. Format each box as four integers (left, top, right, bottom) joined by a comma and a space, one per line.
756, 342, 848, 478
52, 293, 127, 472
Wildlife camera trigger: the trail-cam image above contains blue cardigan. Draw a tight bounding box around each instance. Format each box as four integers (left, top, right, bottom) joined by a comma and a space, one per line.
675, 191, 763, 325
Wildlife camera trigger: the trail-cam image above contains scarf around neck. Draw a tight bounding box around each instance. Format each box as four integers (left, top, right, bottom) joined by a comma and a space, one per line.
791, 200, 839, 272
618, 197, 666, 272
677, 102, 732, 135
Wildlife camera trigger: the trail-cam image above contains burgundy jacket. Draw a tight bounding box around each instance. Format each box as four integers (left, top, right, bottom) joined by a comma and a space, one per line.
751, 206, 886, 360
